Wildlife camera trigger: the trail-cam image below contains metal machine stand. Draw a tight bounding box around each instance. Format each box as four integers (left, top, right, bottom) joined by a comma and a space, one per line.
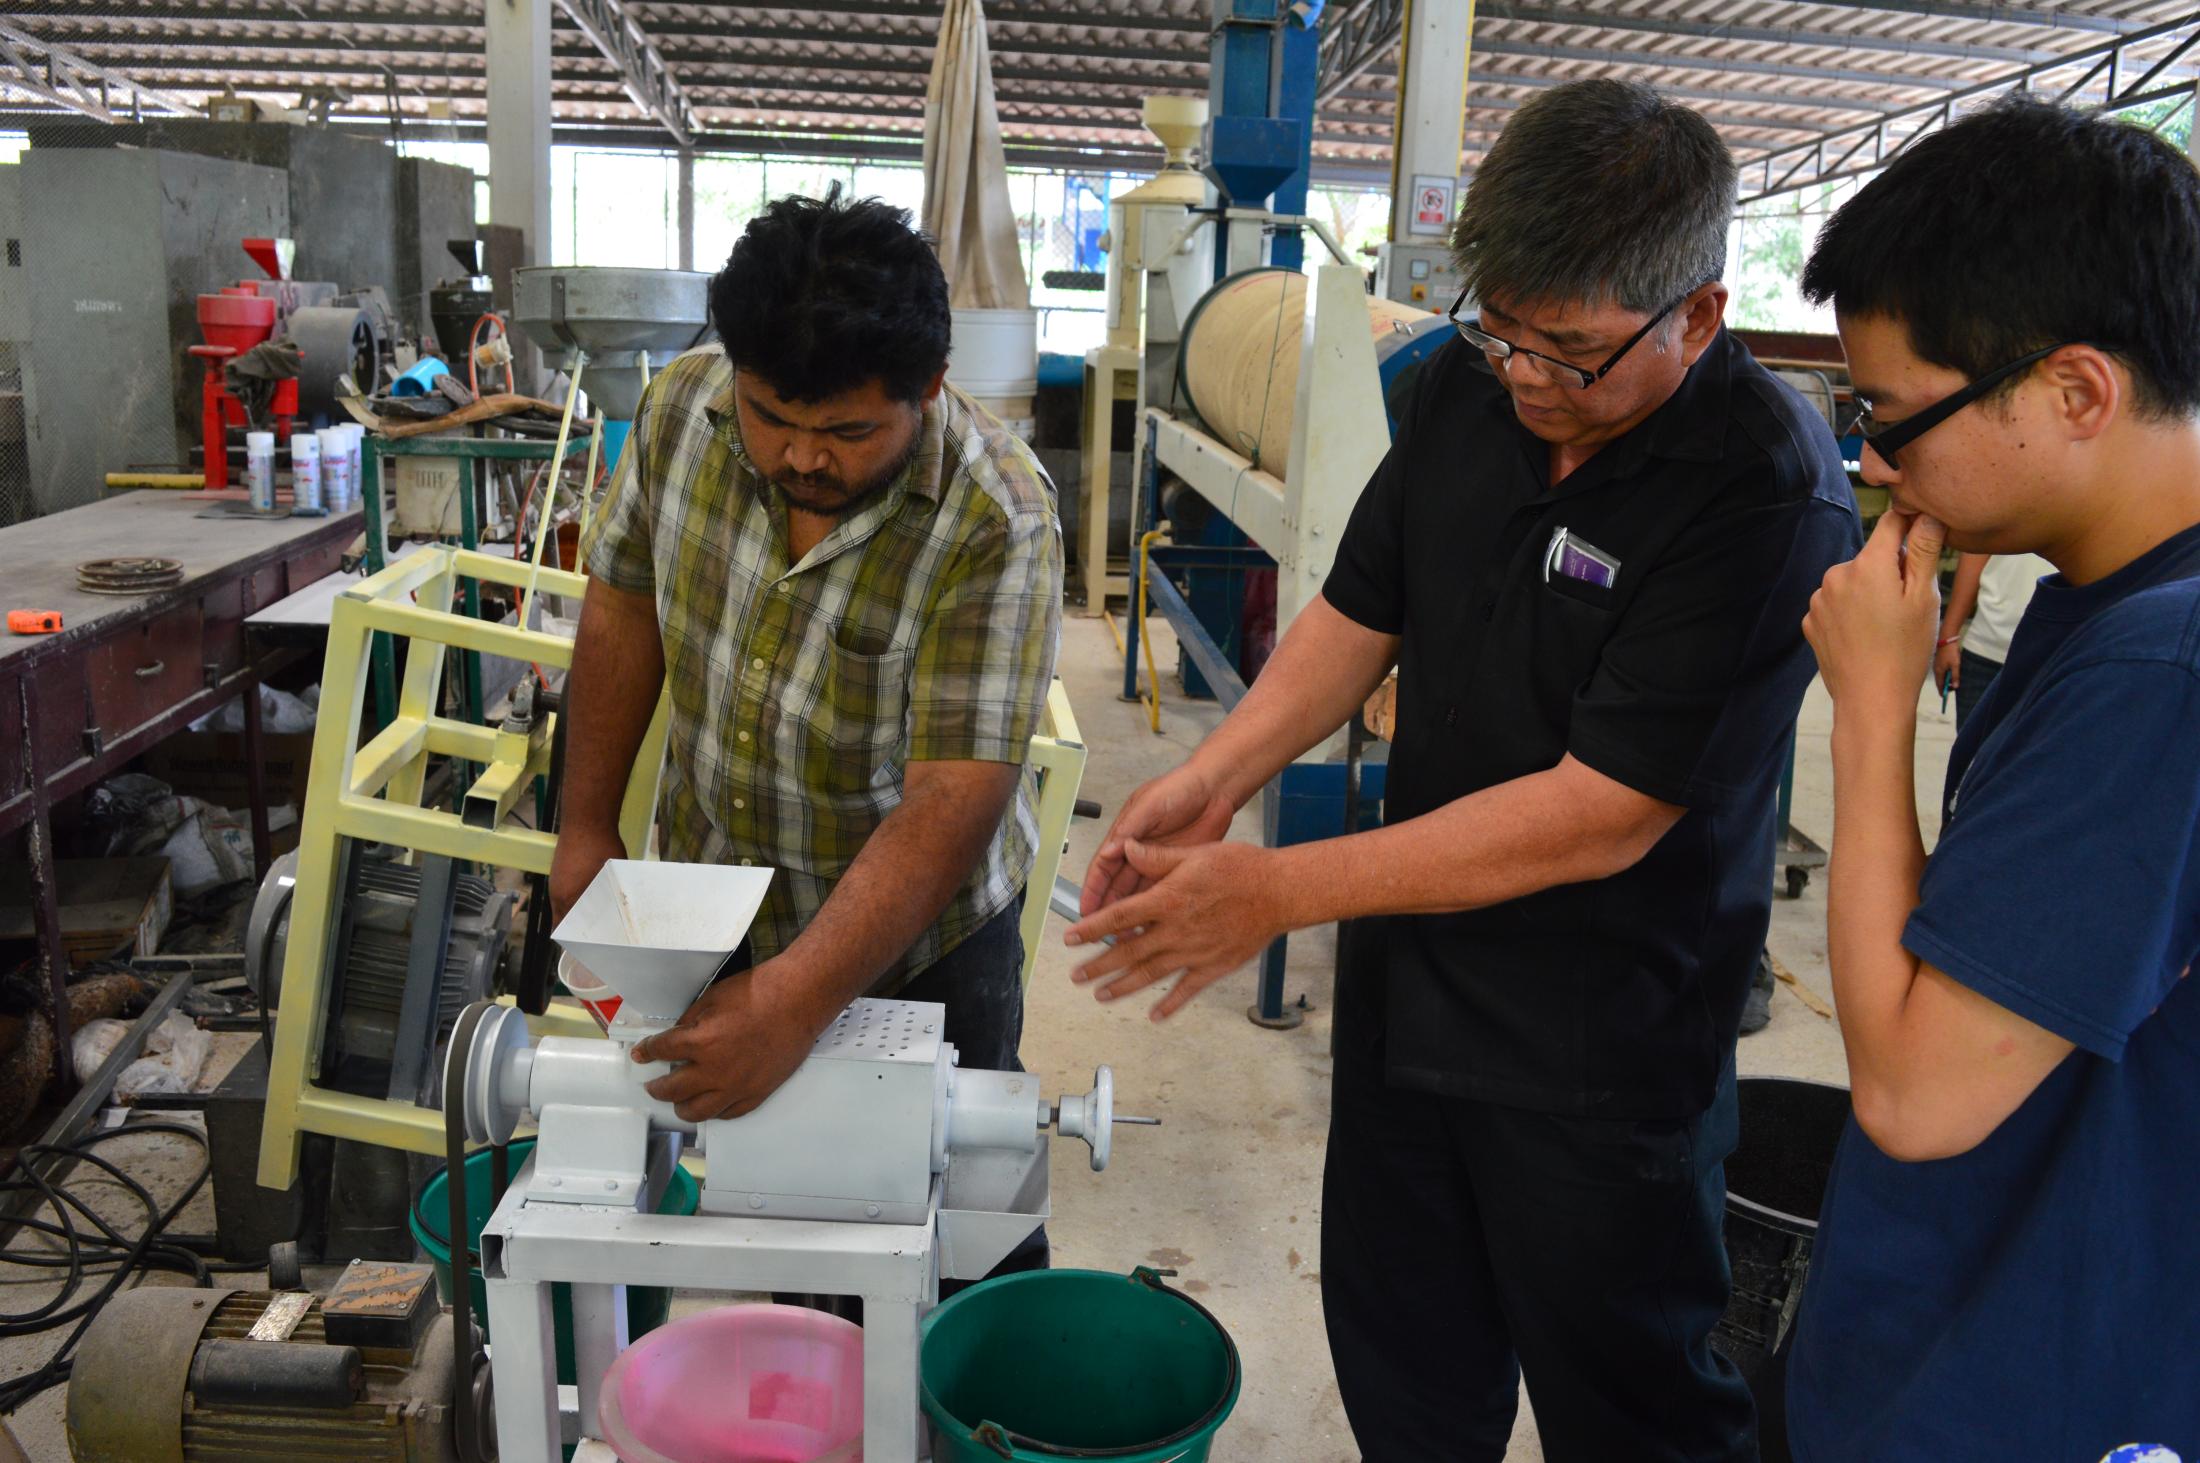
481, 1146, 943, 1462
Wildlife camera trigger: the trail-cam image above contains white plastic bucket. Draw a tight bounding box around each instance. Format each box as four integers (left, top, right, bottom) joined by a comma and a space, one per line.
948, 307, 1039, 398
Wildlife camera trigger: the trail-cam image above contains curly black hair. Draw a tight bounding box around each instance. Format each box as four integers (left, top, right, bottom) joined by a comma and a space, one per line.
709, 184, 952, 405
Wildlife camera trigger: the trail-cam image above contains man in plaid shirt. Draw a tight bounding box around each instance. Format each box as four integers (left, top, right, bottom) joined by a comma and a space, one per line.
553, 190, 1062, 1174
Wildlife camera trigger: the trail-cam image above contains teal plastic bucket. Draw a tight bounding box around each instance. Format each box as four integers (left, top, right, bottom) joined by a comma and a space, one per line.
410, 1138, 700, 1385
921, 1267, 1241, 1461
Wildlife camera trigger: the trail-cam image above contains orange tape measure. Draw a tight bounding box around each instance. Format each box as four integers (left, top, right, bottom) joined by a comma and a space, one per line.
7, 609, 63, 634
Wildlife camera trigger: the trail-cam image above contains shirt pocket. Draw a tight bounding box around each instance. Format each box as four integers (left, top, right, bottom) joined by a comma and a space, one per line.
1544, 569, 1620, 612
1525, 570, 1623, 700
817, 636, 913, 788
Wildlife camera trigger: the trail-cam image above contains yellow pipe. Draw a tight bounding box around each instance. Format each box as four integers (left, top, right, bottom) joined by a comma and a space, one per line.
1136, 529, 1165, 734
105, 471, 205, 490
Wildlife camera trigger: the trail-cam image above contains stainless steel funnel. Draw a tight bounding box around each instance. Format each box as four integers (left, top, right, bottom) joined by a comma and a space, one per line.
550, 860, 772, 1022
511, 267, 713, 420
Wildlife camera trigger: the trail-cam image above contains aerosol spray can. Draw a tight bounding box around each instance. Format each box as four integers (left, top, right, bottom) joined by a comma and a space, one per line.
318, 427, 351, 513
343, 424, 365, 512
289, 431, 323, 516
244, 431, 276, 514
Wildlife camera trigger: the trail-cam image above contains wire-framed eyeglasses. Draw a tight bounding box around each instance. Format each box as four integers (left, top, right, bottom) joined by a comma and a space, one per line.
1446, 286, 1694, 390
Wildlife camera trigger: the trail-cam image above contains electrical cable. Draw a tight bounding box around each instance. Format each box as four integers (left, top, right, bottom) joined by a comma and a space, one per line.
467, 312, 511, 398
0, 1120, 222, 1415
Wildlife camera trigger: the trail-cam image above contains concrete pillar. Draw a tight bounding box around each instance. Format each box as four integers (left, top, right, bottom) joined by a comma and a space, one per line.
486, 0, 553, 267
1387, 0, 1475, 244
677, 146, 695, 271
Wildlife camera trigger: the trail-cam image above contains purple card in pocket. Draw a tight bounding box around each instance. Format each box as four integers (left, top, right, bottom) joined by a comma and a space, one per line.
1543, 527, 1620, 590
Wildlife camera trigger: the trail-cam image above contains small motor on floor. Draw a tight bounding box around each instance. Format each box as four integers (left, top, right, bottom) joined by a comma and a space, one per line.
65, 1261, 478, 1463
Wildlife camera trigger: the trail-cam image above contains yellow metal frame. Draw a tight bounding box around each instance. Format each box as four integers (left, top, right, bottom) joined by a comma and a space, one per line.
1020, 678, 1089, 986
258, 546, 668, 1188
259, 544, 1086, 1185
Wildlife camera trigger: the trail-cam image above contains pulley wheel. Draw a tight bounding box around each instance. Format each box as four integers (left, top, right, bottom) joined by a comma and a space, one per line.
290, 305, 384, 417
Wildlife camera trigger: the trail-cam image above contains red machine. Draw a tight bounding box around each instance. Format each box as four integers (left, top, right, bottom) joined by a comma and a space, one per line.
190, 238, 300, 490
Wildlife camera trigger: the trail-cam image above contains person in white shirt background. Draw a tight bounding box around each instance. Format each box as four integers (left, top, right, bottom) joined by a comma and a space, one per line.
1934, 550, 2055, 728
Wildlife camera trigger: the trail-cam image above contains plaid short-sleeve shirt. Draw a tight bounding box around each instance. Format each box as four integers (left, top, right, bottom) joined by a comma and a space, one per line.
581, 347, 1062, 990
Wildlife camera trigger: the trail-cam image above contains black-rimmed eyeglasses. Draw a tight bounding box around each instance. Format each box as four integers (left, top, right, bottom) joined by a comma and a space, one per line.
1446, 286, 1692, 390
1844, 342, 2089, 469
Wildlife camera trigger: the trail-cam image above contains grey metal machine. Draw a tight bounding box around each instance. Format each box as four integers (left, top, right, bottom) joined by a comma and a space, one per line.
509, 265, 712, 424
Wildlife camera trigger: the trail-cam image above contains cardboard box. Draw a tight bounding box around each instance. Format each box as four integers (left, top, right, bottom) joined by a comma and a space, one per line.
141, 730, 316, 814
0, 857, 173, 968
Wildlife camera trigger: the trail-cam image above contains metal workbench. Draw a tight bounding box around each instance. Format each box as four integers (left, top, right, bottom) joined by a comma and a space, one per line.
0, 491, 358, 1090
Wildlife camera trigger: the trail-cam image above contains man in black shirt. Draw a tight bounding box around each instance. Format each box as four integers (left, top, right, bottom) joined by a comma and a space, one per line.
1067, 79, 1860, 1459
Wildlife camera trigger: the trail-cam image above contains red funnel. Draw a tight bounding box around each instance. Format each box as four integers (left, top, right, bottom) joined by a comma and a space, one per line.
198, 291, 276, 355
242, 237, 293, 282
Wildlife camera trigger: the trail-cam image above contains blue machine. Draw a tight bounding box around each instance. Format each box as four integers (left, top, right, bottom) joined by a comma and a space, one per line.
1204, 0, 1323, 274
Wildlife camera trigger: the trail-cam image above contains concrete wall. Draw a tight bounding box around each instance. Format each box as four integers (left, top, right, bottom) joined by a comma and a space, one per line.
21, 148, 288, 514
0, 166, 26, 527
396, 156, 479, 340
27, 120, 405, 297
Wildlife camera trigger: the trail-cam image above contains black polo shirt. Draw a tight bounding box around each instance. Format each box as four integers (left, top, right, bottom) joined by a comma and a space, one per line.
1324, 329, 1860, 1119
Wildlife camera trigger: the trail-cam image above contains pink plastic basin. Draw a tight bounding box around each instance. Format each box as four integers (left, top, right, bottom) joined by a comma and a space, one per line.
598, 1303, 865, 1463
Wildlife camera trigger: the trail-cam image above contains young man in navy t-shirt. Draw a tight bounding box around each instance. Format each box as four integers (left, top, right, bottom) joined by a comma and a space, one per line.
1786, 98, 2200, 1459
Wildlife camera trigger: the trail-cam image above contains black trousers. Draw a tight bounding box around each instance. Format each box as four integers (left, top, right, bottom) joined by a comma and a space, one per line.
1953, 648, 2003, 732
1321, 952, 1756, 1463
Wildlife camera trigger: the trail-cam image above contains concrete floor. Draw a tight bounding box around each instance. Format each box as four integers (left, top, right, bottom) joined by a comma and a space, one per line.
1016, 611, 1959, 1462
0, 608, 1961, 1463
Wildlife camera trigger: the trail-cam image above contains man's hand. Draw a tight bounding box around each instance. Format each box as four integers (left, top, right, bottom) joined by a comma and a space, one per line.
1804, 507, 1946, 717
1079, 765, 1237, 917
630, 958, 825, 1122
1933, 635, 1962, 692
1064, 840, 1284, 1020
548, 825, 626, 924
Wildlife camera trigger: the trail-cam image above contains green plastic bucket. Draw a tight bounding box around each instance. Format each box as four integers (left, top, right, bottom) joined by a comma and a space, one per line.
409, 1139, 701, 1386
921, 1267, 1241, 1461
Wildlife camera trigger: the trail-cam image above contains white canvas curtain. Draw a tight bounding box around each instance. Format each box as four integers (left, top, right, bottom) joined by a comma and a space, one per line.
921, 0, 1032, 310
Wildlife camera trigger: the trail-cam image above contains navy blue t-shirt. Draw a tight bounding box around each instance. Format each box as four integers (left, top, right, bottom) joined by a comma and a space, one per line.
1789, 520, 2200, 1461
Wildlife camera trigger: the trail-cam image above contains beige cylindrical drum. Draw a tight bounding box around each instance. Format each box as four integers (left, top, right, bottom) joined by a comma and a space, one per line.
1179, 268, 1432, 479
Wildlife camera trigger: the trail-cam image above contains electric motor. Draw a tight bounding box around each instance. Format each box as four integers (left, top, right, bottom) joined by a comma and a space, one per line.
66, 1264, 470, 1463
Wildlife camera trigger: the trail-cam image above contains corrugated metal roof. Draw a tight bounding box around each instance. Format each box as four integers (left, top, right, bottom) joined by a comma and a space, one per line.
5, 0, 2196, 193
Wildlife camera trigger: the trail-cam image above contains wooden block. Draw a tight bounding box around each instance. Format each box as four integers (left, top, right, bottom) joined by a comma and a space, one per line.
0, 857, 173, 968
1362, 673, 1399, 743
